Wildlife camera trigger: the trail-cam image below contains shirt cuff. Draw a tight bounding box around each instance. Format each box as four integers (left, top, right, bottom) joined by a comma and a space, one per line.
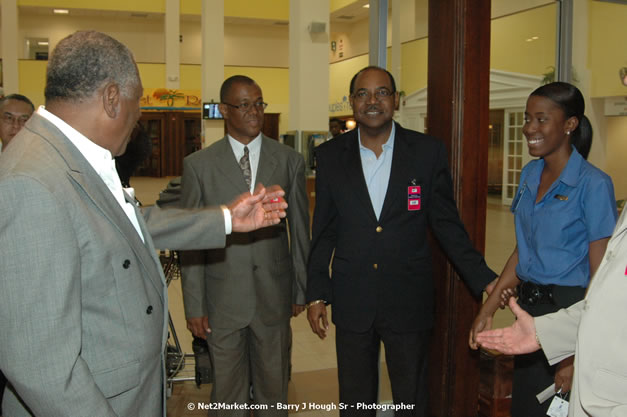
221, 205, 232, 235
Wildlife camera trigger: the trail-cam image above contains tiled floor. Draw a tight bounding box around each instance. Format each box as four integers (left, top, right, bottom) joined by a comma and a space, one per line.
129, 176, 516, 417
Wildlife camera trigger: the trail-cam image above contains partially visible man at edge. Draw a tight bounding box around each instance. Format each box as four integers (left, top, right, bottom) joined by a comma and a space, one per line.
306, 66, 497, 416
0, 94, 34, 152
0, 30, 287, 417
0, 92, 34, 417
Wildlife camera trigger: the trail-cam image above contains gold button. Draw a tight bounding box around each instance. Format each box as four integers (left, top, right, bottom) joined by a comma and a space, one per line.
376, 226, 383, 233
373, 264, 378, 270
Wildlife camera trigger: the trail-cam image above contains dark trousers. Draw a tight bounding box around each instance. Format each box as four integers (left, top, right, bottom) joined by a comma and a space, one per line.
511, 284, 585, 417
335, 323, 430, 417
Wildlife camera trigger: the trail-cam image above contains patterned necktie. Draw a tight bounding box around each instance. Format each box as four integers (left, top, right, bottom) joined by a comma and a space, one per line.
239, 146, 252, 189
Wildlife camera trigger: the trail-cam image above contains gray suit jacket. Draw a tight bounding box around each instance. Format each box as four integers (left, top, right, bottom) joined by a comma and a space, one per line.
0, 114, 227, 417
180, 135, 309, 329
536, 208, 627, 416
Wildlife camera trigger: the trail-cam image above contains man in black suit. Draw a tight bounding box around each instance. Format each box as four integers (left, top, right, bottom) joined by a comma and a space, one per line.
306, 66, 497, 416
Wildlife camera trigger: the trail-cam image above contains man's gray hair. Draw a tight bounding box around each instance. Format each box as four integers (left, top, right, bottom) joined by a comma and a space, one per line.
45, 31, 138, 102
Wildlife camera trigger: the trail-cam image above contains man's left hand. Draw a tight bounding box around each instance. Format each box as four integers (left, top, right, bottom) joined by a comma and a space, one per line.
230, 184, 287, 232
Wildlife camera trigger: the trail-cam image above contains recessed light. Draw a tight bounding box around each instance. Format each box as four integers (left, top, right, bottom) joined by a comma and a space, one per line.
532, 36, 539, 40
53, 9, 69, 14
363, 4, 370, 8
37, 41, 49, 46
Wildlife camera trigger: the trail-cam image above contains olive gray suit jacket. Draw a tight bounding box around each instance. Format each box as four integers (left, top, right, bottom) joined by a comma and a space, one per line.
179, 135, 309, 329
0, 114, 227, 417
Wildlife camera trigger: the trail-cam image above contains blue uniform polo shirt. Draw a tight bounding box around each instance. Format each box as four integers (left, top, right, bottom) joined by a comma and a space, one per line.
511, 147, 617, 287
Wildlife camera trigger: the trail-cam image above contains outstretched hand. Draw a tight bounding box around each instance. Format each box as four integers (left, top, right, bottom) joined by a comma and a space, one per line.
229, 184, 287, 233
474, 297, 540, 355
469, 312, 493, 350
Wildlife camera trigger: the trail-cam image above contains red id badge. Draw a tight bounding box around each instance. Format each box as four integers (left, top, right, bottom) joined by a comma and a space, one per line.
408, 186, 421, 211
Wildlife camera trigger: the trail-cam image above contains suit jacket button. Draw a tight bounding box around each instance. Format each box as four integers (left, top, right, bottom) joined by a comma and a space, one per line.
376, 226, 383, 233
373, 263, 378, 270
123, 259, 131, 269
253, 265, 258, 271
146, 305, 153, 314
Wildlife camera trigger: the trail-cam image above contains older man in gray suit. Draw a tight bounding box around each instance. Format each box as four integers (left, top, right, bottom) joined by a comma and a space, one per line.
0, 31, 286, 417
180, 75, 309, 414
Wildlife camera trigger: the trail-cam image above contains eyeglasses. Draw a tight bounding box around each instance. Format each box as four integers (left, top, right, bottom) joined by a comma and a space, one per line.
222, 101, 268, 113
2, 113, 30, 127
351, 88, 395, 102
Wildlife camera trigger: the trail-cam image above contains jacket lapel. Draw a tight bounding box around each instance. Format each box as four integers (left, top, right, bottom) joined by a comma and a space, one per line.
255, 136, 278, 188
379, 124, 413, 221
341, 132, 378, 222
214, 137, 250, 193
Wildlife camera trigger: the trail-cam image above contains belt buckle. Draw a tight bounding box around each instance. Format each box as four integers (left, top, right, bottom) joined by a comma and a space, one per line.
520, 281, 542, 306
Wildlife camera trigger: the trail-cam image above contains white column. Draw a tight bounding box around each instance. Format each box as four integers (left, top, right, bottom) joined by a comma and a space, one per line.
1, 0, 20, 94
201, 0, 224, 147
165, 0, 180, 89
368, 0, 388, 68
391, 0, 401, 87
288, 0, 330, 132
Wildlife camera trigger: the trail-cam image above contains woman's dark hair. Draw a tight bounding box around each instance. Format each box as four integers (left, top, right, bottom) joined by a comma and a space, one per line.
529, 82, 592, 159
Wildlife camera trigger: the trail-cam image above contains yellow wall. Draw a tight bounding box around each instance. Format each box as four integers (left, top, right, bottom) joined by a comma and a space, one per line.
19, 0, 291, 19
588, 1, 627, 98
330, 0, 357, 13
329, 54, 369, 116
17, 60, 47, 108
400, 38, 428, 96
18, 0, 165, 13
180, 0, 289, 20
605, 115, 627, 200
490, 4, 556, 76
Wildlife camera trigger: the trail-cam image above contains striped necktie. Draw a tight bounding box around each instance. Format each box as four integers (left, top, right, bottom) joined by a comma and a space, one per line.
239, 146, 251, 189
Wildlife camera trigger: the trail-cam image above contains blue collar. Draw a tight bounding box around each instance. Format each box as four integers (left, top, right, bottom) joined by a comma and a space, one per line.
526, 146, 583, 192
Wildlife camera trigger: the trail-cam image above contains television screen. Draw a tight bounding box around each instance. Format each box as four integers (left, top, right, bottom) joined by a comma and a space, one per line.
203, 103, 223, 119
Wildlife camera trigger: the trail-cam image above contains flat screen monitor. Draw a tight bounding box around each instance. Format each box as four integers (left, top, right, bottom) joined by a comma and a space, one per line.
203, 102, 223, 119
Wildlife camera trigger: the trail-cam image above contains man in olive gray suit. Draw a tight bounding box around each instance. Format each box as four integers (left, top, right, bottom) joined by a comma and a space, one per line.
180, 75, 309, 414
0, 31, 286, 417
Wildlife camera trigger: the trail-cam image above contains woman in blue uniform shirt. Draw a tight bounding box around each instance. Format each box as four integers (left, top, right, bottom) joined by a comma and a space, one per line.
469, 82, 617, 417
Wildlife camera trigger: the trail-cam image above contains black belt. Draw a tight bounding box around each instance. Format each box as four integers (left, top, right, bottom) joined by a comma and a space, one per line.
518, 281, 554, 306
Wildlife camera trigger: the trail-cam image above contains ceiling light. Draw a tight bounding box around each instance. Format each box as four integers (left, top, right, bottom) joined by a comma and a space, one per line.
363, 4, 370, 8
532, 36, 539, 40
37, 41, 49, 46
53, 9, 69, 14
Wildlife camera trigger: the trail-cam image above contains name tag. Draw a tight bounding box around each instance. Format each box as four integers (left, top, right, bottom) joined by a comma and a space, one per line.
408, 186, 421, 211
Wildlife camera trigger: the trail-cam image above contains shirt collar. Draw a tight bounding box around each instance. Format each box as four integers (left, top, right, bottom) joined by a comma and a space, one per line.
358, 122, 396, 153
558, 146, 583, 187
526, 145, 583, 191
37, 106, 115, 176
228, 133, 262, 156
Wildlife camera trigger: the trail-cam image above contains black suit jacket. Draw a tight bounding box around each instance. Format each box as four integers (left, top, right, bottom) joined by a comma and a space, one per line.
306, 123, 496, 333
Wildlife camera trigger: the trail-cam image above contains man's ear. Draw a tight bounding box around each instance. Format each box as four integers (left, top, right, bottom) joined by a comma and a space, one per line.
102, 83, 121, 118
218, 103, 228, 121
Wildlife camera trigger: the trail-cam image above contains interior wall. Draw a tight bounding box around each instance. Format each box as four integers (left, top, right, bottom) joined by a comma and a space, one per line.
588, 0, 627, 98
490, 3, 556, 76
605, 115, 627, 200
